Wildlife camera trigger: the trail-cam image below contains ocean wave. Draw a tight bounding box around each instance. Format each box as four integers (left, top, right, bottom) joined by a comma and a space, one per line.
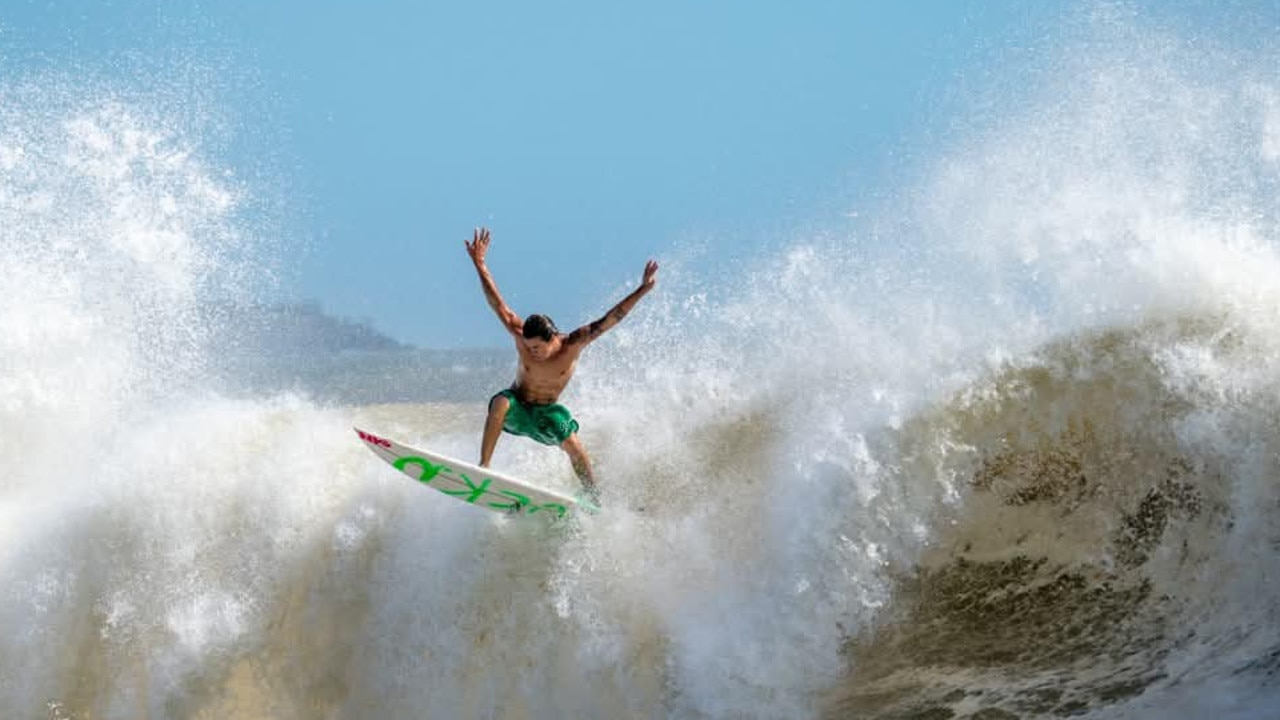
828, 315, 1280, 719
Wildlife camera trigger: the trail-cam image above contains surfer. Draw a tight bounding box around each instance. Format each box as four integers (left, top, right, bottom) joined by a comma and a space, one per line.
465, 227, 658, 502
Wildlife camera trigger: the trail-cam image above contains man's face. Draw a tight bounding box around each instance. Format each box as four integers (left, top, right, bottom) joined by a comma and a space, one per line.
523, 336, 553, 360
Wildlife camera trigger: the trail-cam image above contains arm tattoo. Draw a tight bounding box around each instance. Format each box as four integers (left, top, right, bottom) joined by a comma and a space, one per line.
573, 287, 644, 343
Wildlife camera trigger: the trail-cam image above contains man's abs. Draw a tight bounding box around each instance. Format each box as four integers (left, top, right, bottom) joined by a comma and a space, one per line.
509, 378, 567, 405
511, 365, 575, 404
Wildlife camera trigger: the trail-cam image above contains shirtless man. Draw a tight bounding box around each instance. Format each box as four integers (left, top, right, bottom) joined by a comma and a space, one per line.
465, 227, 658, 500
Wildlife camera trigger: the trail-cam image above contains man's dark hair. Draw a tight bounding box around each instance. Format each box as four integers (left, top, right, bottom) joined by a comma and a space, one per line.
522, 314, 558, 341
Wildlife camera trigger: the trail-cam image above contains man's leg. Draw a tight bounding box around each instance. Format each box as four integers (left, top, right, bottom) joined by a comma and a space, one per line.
480, 394, 510, 468
560, 433, 598, 498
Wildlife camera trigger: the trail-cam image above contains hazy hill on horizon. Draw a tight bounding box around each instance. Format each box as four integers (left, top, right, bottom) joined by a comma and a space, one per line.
198, 301, 512, 403
199, 301, 412, 356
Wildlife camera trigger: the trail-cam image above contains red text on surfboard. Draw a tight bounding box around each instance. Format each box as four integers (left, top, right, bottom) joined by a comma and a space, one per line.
357, 430, 392, 448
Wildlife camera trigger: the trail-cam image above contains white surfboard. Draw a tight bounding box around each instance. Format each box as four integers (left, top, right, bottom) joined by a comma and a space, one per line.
354, 427, 591, 518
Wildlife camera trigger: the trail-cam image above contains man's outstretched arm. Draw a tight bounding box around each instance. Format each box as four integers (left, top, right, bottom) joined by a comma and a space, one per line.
465, 227, 523, 336
567, 260, 658, 346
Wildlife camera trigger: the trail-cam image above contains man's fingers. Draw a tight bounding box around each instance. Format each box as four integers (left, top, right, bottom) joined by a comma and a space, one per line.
467, 227, 491, 256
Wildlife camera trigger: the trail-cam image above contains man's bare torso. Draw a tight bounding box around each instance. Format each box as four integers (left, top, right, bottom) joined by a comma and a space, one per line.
510, 335, 585, 404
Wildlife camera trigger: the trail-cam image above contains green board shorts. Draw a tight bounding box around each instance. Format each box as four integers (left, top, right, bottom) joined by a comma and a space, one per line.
491, 389, 580, 446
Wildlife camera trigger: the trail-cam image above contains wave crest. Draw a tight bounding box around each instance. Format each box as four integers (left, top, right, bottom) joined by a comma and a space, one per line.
831, 316, 1280, 718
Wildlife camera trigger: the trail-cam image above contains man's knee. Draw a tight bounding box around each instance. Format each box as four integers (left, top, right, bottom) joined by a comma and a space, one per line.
558, 435, 581, 457
488, 393, 510, 416
561, 437, 594, 484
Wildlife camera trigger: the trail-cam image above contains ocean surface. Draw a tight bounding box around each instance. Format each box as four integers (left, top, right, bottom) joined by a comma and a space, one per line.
5, 11, 1280, 720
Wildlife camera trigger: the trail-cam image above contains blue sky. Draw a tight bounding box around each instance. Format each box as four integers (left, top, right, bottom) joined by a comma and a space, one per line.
3, 1, 1270, 347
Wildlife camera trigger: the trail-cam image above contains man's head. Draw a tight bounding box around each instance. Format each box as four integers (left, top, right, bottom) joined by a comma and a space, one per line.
522, 314, 559, 359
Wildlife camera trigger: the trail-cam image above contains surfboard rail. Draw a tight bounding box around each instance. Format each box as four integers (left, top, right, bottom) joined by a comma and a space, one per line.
354, 427, 588, 517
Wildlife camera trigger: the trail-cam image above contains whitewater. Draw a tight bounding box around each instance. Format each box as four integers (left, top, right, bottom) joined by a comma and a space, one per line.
4, 12, 1280, 720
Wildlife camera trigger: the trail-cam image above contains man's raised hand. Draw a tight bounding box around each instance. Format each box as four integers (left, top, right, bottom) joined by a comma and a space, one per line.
465, 227, 491, 265
642, 259, 659, 290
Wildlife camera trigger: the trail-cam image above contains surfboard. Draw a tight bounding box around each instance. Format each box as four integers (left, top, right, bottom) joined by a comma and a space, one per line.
354, 427, 592, 518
